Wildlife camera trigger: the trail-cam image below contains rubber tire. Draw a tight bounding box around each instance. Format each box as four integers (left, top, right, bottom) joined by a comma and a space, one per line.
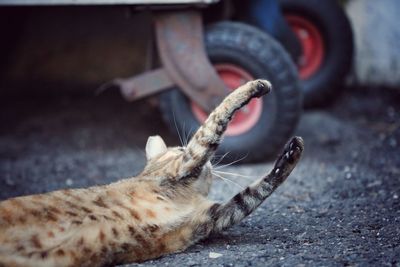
159, 22, 302, 163
280, 0, 354, 108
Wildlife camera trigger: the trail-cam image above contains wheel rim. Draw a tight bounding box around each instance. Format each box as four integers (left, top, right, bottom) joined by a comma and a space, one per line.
191, 64, 263, 136
285, 14, 325, 79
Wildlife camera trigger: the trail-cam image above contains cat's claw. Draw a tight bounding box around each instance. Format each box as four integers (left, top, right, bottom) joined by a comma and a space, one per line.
284, 136, 304, 161
287, 137, 303, 166
273, 136, 304, 173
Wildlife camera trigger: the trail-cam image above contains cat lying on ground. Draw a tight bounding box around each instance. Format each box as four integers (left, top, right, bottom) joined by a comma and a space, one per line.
0, 79, 303, 267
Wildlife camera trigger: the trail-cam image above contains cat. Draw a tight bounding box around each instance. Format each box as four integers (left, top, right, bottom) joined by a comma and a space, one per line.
0, 79, 304, 267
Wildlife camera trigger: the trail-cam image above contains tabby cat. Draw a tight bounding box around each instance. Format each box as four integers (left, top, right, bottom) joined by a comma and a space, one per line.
0, 79, 304, 267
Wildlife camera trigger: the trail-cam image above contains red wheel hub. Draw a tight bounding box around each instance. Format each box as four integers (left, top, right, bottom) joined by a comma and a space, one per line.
285, 14, 325, 79
191, 64, 262, 136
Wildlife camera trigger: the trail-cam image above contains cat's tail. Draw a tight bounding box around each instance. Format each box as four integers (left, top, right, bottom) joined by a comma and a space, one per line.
179, 79, 272, 178
206, 136, 304, 233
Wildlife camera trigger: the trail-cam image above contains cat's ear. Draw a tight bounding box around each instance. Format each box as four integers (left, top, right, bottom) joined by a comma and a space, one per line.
146, 135, 167, 160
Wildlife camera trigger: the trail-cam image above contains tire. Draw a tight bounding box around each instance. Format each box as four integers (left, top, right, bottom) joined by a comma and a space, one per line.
159, 22, 302, 163
280, 0, 354, 107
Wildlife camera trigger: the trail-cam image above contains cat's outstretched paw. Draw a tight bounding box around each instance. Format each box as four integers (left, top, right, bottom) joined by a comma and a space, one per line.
272, 136, 304, 177
251, 79, 272, 98
283, 136, 304, 163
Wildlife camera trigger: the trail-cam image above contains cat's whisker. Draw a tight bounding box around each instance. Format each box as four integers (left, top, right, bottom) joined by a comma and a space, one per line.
214, 153, 249, 170
213, 170, 256, 180
212, 152, 231, 167
212, 172, 244, 190
182, 121, 187, 147
185, 125, 195, 147
212, 152, 228, 160
172, 110, 184, 146
183, 124, 194, 147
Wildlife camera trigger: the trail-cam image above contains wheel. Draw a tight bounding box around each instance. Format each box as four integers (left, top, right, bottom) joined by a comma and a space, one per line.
159, 22, 302, 163
280, 0, 354, 107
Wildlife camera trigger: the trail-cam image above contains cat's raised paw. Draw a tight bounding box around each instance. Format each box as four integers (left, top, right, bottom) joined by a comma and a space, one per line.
284, 136, 304, 163
252, 79, 272, 98
273, 136, 304, 172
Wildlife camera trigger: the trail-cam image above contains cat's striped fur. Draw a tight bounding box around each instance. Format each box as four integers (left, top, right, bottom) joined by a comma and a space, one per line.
0, 79, 304, 267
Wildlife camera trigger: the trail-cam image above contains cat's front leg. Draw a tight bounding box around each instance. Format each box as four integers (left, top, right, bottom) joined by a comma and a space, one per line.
196, 136, 304, 238
179, 79, 272, 178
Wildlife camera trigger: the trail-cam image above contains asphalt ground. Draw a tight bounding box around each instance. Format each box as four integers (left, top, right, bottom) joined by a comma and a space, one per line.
0, 86, 399, 266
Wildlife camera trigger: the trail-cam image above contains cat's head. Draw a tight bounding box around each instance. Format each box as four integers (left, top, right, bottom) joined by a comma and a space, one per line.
143, 135, 213, 196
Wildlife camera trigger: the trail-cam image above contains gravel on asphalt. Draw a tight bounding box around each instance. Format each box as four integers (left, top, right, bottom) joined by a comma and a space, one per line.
0, 87, 399, 266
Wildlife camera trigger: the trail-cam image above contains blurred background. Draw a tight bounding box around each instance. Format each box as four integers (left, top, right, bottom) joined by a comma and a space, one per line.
0, 0, 399, 92
0, 0, 399, 266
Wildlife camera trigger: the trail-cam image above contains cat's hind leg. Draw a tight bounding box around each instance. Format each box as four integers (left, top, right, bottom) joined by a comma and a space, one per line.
199, 136, 304, 236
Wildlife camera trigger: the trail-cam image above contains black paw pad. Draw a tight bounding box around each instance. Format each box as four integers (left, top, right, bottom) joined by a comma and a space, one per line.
272, 137, 303, 176
284, 136, 304, 162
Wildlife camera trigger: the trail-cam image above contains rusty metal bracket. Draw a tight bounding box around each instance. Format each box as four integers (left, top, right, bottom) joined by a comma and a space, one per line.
154, 10, 227, 112
117, 68, 174, 101
115, 10, 226, 112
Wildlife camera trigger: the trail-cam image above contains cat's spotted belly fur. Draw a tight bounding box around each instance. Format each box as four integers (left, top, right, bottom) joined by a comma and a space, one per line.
0, 182, 214, 266
0, 80, 304, 267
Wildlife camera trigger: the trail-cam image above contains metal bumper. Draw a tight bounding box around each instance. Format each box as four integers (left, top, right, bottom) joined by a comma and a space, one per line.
0, 0, 218, 6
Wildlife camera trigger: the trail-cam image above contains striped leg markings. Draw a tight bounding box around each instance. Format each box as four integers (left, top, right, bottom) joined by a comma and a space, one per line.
179, 80, 272, 178
206, 137, 304, 233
